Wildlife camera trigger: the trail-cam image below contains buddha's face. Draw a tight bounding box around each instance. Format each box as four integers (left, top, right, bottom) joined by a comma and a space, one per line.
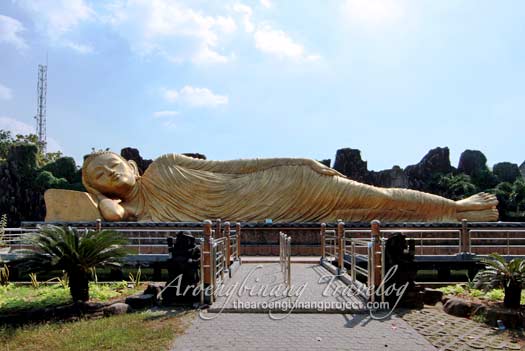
85, 153, 137, 197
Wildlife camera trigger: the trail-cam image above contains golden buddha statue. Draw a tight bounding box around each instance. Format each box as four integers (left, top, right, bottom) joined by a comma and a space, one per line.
80, 151, 498, 222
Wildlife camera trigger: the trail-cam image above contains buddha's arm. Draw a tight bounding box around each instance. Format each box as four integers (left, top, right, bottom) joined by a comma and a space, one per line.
168, 154, 345, 177
98, 197, 126, 221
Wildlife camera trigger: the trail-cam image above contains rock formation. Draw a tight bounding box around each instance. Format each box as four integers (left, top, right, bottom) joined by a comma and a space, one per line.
404, 147, 454, 191
120, 147, 153, 175
333, 148, 369, 183
332, 147, 453, 190
458, 150, 488, 176
493, 162, 522, 183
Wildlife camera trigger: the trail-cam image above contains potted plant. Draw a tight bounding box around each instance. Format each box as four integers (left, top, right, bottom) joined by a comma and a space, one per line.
474, 253, 525, 308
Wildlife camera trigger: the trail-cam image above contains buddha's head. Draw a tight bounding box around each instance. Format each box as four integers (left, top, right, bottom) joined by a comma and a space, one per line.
82, 151, 140, 198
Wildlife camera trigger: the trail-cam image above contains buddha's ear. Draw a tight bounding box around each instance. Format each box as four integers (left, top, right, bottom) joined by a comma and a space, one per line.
128, 160, 140, 177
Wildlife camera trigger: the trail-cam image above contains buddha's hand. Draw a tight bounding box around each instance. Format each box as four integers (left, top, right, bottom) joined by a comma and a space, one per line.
98, 198, 126, 221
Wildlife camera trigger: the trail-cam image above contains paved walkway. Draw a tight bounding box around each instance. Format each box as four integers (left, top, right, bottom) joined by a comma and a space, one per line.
171, 313, 437, 351
402, 307, 524, 351
210, 263, 367, 313
169, 262, 524, 351
241, 256, 327, 264
171, 263, 435, 350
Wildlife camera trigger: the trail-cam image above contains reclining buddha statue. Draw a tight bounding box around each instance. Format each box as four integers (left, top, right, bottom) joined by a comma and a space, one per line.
77, 151, 498, 222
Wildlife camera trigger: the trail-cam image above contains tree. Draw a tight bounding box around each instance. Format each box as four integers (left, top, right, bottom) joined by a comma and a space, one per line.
471, 169, 499, 191
19, 226, 128, 301
0, 129, 64, 166
0, 130, 12, 160
494, 182, 514, 219
41, 157, 78, 183
510, 179, 525, 213
437, 173, 477, 200
474, 253, 525, 308
33, 171, 68, 190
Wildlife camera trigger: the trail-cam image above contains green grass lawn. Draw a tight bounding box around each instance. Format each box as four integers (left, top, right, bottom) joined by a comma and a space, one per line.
0, 310, 193, 351
0, 282, 142, 313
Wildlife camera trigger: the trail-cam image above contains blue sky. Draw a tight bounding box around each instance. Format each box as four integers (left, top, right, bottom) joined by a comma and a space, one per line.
0, 0, 524, 171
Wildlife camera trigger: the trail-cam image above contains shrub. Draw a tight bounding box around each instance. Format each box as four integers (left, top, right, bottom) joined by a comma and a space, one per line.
474, 253, 525, 308
18, 226, 128, 302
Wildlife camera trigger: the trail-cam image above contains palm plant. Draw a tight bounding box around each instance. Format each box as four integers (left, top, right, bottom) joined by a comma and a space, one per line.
474, 253, 525, 308
19, 225, 128, 302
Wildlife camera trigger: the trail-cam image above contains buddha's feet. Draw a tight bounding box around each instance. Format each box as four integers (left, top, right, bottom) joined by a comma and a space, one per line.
455, 192, 499, 221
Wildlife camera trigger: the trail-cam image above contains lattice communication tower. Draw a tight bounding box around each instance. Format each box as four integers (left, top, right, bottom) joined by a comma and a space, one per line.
35, 64, 47, 153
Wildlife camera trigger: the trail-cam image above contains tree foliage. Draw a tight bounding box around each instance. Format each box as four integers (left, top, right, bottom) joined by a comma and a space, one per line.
437, 173, 477, 200
0, 129, 84, 226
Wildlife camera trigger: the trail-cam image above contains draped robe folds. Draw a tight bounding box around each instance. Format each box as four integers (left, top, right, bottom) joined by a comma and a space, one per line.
127, 154, 458, 222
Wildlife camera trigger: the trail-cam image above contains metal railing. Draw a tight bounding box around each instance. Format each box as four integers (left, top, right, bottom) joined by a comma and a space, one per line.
200, 220, 243, 304
222, 222, 242, 267
279, 232, 291, 287
469, 229, 525, 256
0, 228, 39, 252
343, 233, 373, 299
118, 228, 206, 255
320, 223, 337, 263
380, 229, 462, 256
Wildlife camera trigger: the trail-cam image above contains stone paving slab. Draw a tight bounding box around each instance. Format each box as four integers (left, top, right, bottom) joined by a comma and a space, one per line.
210, 263, 367, 313
171, 312, 437, 351
401, 307, 525, 351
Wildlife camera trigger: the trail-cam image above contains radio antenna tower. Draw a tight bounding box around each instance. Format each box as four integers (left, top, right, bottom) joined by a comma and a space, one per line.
35, 63, 47, 153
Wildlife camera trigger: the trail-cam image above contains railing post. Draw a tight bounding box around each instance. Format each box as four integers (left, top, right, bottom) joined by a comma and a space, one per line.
280, 232, 284, 272
224, 221, 231, 269
96, 218, 102, 232
461, 219, 469, 253
371, 220, 382, 291
215, 218, 222, 239
287, 236, 292, 286
320, 223, 326, 261
203, 220, 213, 304
351, 240, 356, 283
337, 221, 345, 274
236, 222, 242, 264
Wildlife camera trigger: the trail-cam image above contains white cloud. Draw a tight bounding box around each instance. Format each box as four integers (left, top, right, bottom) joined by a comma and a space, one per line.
15, 0, 93, 38
254, 25, 320, 61
342, 0, 405, 28
153, 110, 179, 117
162, 120, 177, 128
0, 83, 13, 100
14, 0, 94, 52
163, 90, 179, 102
233, 3, 254, 33
105, 0, 236, 64
153, 110, 179, 128
62, 40, 94, 54
0, 15, 28, 49
260, 0, 272, 8
164, 86, 228, 107
0, 116, 61, 152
